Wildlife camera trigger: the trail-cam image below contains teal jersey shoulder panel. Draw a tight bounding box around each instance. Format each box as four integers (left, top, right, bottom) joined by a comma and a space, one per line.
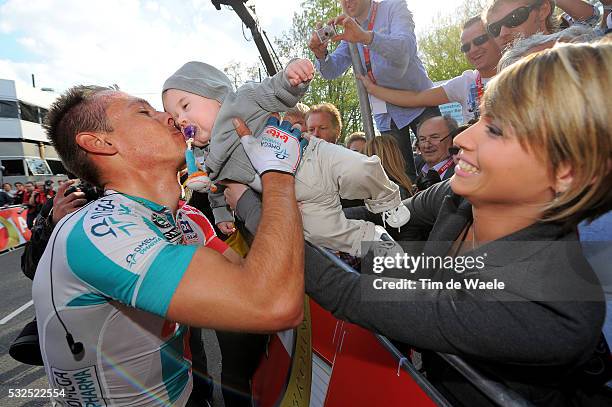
135, 244, 197, 317
67, 215, 139, 305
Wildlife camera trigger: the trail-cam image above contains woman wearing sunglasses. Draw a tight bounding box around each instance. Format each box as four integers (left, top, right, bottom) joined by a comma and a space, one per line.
302, 42, 612, 405
485, 0, 599, 50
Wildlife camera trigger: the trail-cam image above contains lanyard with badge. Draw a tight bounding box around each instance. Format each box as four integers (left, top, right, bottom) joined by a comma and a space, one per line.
362, 2, 387, 115
437, 157, 455, 176
363, 1, 379, 83
473, 72, 484, 120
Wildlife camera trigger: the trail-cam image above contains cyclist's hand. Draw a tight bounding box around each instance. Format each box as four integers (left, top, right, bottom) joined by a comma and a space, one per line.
234, 115, 304, 176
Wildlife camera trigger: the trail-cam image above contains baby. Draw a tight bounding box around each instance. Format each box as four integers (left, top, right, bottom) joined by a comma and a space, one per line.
163, 60, 312, 234
162, 60, 409, 256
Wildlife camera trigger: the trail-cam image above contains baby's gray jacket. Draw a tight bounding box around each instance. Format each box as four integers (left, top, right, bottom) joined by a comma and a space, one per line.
204, 68, 308, 224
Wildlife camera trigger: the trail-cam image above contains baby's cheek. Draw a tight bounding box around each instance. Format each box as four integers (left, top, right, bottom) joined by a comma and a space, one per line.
194, 132, 211, 147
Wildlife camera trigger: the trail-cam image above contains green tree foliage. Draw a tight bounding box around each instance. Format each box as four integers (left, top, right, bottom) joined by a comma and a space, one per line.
461, 0, 489, 19
418, 15, 472, 83
275, 0, 362, 142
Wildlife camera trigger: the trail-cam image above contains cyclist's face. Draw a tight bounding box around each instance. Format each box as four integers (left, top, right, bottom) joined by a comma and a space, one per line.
103, 92, 186, 171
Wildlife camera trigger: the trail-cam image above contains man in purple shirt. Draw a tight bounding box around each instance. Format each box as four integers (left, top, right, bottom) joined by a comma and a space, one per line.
309, 0, 438, 180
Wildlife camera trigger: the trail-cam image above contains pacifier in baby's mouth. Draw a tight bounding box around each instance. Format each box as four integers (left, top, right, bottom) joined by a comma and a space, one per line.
183, 124, 197, 141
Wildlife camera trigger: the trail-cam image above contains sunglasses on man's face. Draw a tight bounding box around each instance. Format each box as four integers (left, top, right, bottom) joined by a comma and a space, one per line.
460, 33, 491, 53
486, 0, 543, 38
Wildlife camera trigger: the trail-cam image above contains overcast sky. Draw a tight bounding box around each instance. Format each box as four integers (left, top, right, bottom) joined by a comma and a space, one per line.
0, 0, 464, 108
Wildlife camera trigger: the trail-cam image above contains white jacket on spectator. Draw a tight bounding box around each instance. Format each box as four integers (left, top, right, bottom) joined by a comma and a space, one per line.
295, 137, 400, 256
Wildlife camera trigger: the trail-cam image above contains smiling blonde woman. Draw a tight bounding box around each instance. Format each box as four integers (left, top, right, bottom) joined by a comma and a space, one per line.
303, 41, 612, 405
455, 41, 611, 229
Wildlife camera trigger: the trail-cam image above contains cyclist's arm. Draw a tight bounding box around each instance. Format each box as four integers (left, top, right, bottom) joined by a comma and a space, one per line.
167, 173, 304, 332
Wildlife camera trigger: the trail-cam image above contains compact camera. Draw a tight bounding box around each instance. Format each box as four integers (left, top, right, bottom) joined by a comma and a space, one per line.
316, 23, 338, 43
65, 182, 102, 202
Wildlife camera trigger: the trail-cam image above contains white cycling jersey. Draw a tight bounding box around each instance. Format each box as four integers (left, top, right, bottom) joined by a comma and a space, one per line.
33, 191, 224, 406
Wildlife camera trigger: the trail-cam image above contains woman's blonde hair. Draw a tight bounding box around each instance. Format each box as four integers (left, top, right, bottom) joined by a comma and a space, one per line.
365, 135, 413, 196
483, 41, 612, 227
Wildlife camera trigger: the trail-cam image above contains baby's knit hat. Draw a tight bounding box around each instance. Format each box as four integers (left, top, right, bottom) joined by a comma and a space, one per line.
162, 61, 233, 103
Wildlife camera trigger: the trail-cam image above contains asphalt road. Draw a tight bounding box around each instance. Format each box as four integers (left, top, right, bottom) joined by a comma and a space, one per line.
0, 246, 225, 406
0, 247, 48, 407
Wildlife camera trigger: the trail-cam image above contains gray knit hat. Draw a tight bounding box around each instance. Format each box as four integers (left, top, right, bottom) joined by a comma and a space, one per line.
162, 61, 233, 104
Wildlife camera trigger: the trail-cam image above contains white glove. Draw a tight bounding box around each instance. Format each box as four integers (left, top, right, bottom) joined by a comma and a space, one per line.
235, 116, 305, 176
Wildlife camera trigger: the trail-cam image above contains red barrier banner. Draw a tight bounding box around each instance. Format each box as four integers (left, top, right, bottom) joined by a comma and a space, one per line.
252, 298, 438, 407
0, 206, 31, 251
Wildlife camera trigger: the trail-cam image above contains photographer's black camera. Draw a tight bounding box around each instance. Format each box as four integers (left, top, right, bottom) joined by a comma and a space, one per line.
65, 182, 102, 202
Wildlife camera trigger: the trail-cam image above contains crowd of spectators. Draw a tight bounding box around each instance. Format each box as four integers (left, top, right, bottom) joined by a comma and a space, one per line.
279, 0, 612, 404
1, 180, 66, 232
2, 180, 60, 205
1, 180, 64, 206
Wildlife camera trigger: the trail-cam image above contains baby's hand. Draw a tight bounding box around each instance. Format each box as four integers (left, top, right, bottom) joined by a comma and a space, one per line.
217, 221, 236, 235
286, 59, 315, 86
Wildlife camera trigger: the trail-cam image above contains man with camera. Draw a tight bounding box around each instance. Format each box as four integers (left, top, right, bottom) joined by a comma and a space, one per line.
308, 0, 437, 180
414, 116, 458, 191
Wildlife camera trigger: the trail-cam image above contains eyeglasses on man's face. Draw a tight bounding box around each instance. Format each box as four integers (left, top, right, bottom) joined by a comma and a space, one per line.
486, 0, 543, 38
417, 133, 451, 146
461, 33, 491, 53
